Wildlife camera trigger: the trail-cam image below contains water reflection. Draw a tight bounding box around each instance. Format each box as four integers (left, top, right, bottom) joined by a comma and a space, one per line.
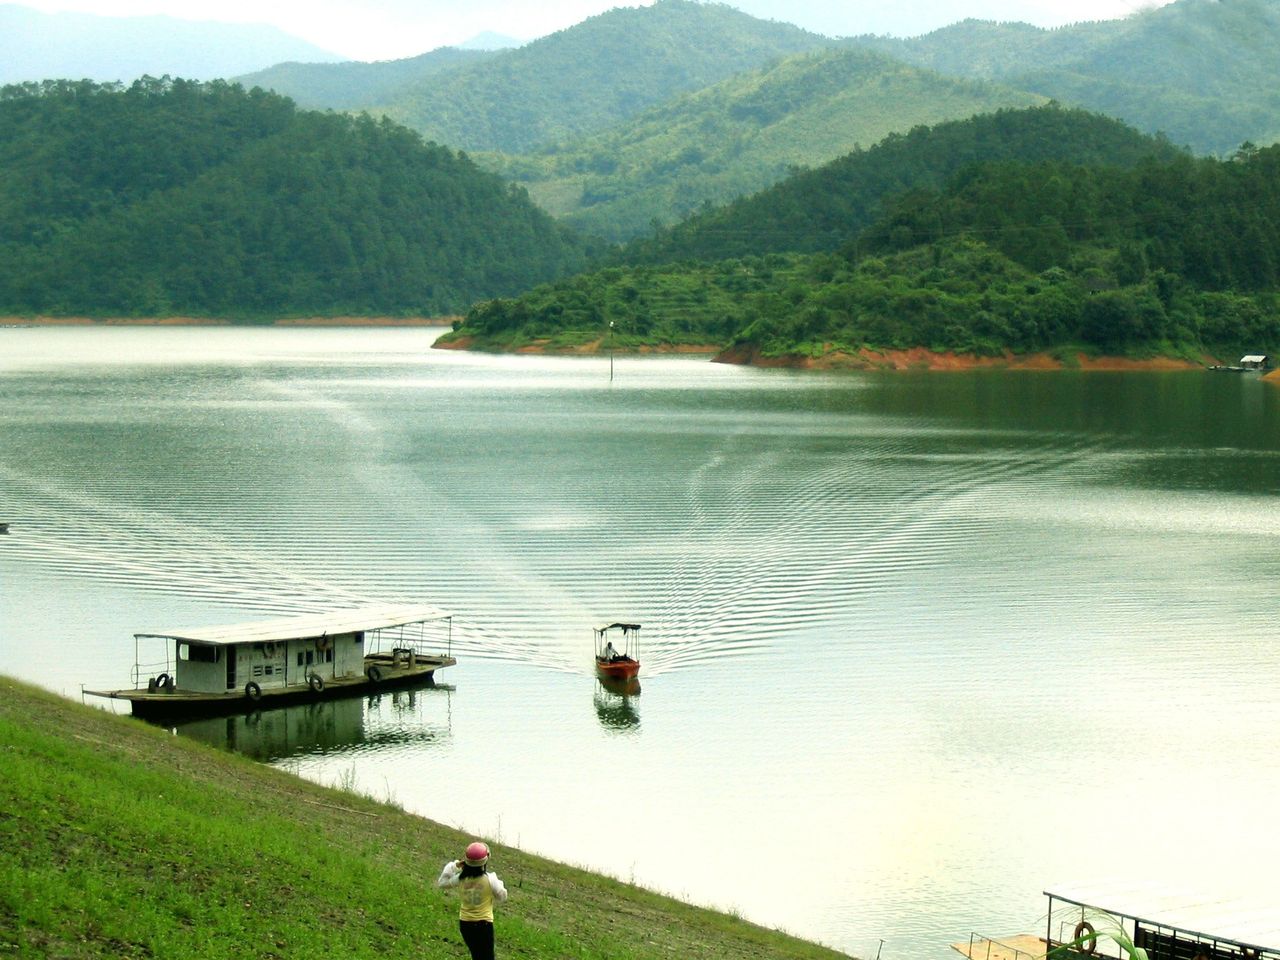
593, 676, 641, 731
166, 686, 453, 761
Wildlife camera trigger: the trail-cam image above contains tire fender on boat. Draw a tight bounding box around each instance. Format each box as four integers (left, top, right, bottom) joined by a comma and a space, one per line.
308, 673, 325, 693
366, 665, 383, 684
245, 681, 262, 702
155, 673, 171, 691
1074, 922, 1097, 954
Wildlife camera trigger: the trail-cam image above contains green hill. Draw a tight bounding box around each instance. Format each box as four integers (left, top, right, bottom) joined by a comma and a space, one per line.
234, 46, 498, 112
489, 47, 1042, 243
0, 675, 851, 959
368, 0, 833, 154
441, 139, 1280, 363
621, 105, 1184, 264
0, 78, 595, 318
852, 0, 1280, 155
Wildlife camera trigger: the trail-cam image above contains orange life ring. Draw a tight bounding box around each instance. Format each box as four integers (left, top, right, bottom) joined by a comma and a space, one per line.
1074, 921, 1097, 954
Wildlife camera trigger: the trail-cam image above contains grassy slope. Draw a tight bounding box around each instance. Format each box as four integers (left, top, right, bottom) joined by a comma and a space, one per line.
494, 48, 1040, 242
0, 677, 852, 960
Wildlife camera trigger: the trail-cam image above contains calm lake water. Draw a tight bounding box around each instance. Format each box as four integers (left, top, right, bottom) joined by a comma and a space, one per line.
2, 326, 1279, 959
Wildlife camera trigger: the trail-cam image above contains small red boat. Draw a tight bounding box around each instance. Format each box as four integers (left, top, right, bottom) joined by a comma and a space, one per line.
594, 622, 640, 680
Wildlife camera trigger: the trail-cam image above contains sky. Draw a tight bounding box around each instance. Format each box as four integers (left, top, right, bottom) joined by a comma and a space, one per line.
15, 0, 1177, 62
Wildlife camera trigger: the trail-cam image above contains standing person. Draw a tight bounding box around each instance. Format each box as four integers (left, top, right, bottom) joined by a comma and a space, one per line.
438, 841, 508, 960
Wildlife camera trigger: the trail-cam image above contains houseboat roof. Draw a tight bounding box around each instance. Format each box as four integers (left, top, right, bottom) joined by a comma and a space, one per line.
135, 604, 450, 647
1047, 884, 1280, 952
1241, 354, 1268, 363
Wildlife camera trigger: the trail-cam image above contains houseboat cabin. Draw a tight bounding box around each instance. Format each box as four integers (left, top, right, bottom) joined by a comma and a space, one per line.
86, 605, 455, 720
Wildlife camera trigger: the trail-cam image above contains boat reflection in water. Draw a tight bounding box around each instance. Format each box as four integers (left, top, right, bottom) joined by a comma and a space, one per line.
165, 685, 453, 762
593, 675, 640, 732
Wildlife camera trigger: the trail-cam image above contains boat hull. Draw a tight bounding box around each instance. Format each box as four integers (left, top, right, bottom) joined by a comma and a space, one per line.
87, 654, 455, 722
595, 657, 640, 681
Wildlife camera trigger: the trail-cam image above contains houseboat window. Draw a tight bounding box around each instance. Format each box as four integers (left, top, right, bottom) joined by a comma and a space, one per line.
326, 649, 334, 663
264, 665, 273, 676
305, 651, 314, 666
178, 643, 219, 663
297, 652, 304, 667
252, 665, 264, 678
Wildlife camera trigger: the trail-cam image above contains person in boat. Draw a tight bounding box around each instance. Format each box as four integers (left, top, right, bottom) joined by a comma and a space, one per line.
438, 841, 508, 960
602, 640, 619, 662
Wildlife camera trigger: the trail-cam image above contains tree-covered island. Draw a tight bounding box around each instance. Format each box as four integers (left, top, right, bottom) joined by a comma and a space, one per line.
439, 108, 1280, 367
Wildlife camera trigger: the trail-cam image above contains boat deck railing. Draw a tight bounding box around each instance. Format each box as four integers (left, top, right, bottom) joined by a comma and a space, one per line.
366, 615, 452, 659
954, 933, 1048, 960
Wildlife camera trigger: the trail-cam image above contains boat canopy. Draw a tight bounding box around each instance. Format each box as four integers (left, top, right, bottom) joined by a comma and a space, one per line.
597, 622, 641, 633
134, 604, 450, 647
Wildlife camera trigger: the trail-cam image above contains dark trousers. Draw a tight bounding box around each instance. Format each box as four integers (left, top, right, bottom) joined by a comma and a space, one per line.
459, 920, 495, 960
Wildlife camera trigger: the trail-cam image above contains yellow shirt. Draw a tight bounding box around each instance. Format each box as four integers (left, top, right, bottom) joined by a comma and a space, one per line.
458, 875, 497, 922
438, 860, 508, 922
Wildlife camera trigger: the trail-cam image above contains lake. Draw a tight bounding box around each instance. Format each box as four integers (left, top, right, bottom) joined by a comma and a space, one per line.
2, 325, 1278, 959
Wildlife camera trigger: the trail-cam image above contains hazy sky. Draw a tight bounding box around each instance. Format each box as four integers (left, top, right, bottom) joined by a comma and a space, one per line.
17, 0, 1176, 61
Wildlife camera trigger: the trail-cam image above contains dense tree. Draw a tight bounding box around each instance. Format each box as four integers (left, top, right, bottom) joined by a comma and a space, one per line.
0, 79, 597, 317
620, 105, 1184, 264
444, 139, 1280, 360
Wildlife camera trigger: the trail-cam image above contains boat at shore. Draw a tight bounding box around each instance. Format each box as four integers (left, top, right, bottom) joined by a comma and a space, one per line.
953, 887, 1280, 960
85, 605, 455, 721
594, 622, 640, 680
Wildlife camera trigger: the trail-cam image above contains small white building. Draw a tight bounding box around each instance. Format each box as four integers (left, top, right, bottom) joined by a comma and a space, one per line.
1240, 354, 1269, 370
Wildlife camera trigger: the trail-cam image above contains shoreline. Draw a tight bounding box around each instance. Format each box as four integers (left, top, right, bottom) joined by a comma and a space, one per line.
440, 336, 1219, 371
8, 320, 1263, 376
434, 334, 721, 354
715, 343, 1215, 371
0, 315, 456, 327
2, 676, 851, 960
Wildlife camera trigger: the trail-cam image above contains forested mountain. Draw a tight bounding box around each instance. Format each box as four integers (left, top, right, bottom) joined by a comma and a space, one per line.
621, 106, 1184, 264
442, 137, 1280, 361
368, 0, 833, 153
852, 0, 1280, 154
0, 80, 594, 317
0, 4, 341, 84
490, 48, 1040, 243
235, 47, 498, 112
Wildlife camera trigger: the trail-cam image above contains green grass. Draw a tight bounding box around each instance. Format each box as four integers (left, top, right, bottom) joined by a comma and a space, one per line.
0, 677, 853, 959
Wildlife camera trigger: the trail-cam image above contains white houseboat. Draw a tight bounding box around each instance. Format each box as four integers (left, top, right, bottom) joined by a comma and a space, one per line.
86, 605, 455, 720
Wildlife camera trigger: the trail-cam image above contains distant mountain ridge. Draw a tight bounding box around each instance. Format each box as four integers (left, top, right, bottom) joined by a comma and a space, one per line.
235, 47, 499, 112
850, 0, 1280, 153
0, 4, 342, 84
496, 46, 1042, 242
368, 0, 834, 153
